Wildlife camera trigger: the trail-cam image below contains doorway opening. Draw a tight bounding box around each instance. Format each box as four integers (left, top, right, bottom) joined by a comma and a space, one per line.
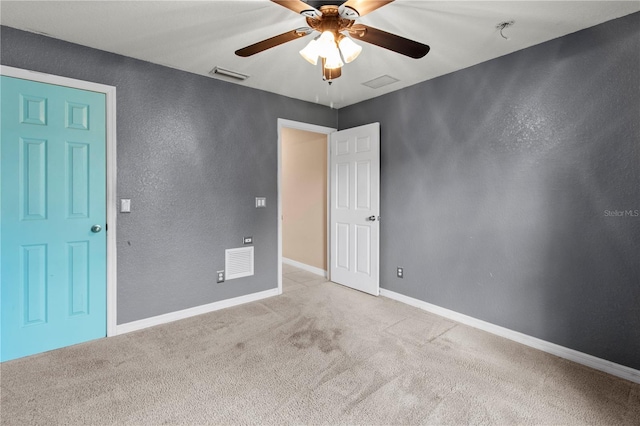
277, 119, 336, 294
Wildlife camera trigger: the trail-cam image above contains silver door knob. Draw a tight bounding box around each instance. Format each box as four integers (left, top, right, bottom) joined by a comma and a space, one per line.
91, 224, 102, 233
366, 216, 376, 221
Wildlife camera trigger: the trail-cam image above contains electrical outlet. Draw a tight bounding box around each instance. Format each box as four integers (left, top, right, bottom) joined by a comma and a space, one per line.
217, 270, 225, 283
243, 236, 253, 245
397, 267, 404, 278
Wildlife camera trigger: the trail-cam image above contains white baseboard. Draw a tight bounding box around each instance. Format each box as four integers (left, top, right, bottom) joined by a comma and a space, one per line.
116, 288, 279, 335
380, 288, 640, 385
282, 257, 327, 278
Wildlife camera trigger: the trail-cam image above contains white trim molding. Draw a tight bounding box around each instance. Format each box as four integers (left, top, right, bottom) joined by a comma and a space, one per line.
380, 288, 640, 385
116, 288, 280, 335
0, 65, 118, 338
282, 257, 327, 278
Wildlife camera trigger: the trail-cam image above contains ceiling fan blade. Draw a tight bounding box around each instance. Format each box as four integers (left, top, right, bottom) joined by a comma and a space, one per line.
340, 0, 394, 17
348, 24, 430, 59
235, 28, 312, 57
271, 0, 322, 18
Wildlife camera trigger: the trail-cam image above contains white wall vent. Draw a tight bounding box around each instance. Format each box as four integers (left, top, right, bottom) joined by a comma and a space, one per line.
225, 247, 254, 280
209, 67, 250, 81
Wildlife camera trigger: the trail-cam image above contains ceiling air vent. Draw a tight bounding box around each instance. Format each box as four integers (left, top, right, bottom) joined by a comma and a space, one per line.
209, 67, 249, 81
362, 75, 399, 89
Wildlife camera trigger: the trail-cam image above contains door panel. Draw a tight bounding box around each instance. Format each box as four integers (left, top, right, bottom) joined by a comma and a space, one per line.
1, 76, 106, 361
336, 163, 350, 209
330, 123, 380, 295
355, 225, 371, 275
22, 244, 48, 324
336, 223, 350, 270
355, 161, 371, 209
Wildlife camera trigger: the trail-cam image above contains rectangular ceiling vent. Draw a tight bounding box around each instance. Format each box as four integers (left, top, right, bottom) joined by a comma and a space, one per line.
225, 247, 254, 280
362, 75, 399, 89
209, 66, 249, 81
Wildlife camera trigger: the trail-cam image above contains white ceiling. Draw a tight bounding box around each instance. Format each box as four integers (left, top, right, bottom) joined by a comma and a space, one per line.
2, 1, 639, 108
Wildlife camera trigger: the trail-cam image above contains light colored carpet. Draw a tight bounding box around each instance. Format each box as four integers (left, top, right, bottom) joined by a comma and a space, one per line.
1, 264, 639, 425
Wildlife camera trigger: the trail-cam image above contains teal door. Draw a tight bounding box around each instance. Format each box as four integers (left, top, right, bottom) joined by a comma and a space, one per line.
1, 76, 107, 362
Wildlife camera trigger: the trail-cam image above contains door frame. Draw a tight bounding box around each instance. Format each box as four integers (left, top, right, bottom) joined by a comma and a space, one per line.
0, 65, 118, 337
277, 119, 336, 294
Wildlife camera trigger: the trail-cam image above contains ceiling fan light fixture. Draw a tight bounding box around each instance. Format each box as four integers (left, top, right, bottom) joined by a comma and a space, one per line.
236, 0, 431, 83
299, 37, 320, 65
324, 44, 344, 69
338, 35, 362, 63
317, 31, 337, 58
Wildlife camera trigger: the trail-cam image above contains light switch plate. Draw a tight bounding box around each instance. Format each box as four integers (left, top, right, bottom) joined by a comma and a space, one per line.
255, 197, 266, 208
243, 236, 253, 245
120, 199, 131, 213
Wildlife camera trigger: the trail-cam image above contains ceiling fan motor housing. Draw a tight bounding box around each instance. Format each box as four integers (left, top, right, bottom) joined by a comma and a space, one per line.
305, 0, 350, 10
306, 5, 355, 36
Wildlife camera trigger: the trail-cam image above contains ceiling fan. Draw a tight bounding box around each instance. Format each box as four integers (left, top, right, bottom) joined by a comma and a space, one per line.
235, 0, 430, 82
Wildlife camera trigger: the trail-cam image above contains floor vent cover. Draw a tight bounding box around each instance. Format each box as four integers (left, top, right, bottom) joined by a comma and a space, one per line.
225, 247, 254, 280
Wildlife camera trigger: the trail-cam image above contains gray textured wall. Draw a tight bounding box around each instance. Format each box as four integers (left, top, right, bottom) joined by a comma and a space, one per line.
3, 11, 639, 371
339, 12, 640, 370
1, 26, 337, 324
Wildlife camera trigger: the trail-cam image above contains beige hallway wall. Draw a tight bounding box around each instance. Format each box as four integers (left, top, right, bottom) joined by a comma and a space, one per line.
282, 128, 327, 271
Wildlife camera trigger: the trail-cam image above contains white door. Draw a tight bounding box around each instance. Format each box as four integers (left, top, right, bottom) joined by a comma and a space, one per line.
330, 123, 380, 295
